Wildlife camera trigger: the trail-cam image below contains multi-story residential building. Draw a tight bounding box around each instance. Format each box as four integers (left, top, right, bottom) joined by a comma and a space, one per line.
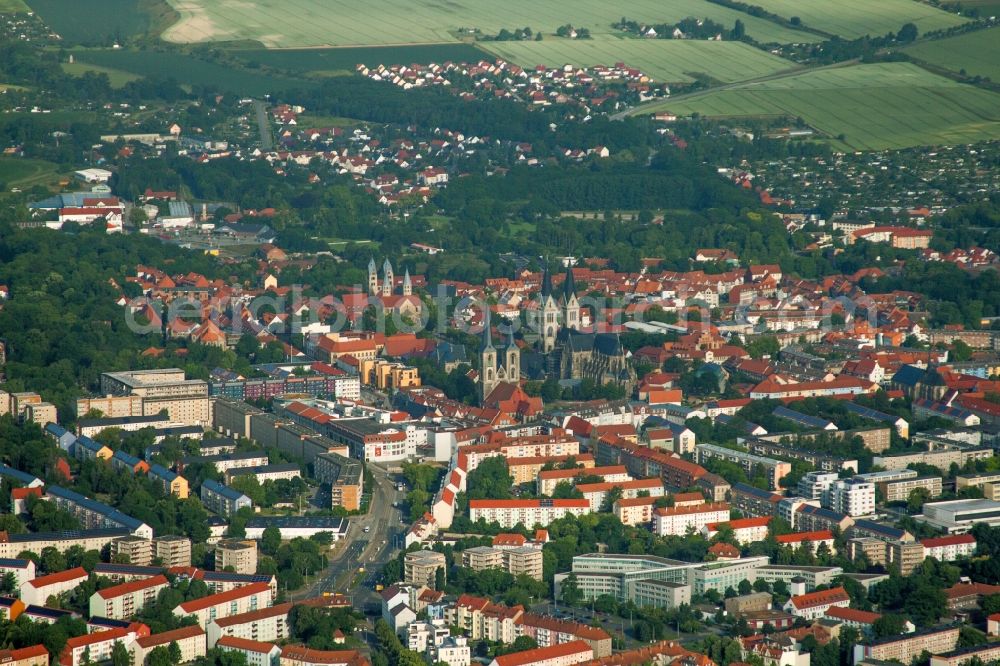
795, 505, 854, 533
201, 480, 253, 517
405, 550, 446, 588
930, 643, 1000, 666
216, 539, 258, 575
784, 587, 850, 620
0, 558, 34, 589
469, 499, 590, 529
313, 452, 363, 512
652, 502, 730, 537
45, 485, 153, 538
827, 479, 876, 517
882, 476, 943, 502
849, 537, 889, 567
731, 483, 784, 518
775, 530, 836, 554
131, 626, 207, 665
100, 369, 210, 426
217, 636, 282, 666
112, 536, 154, 566
89, 574, 170, 620
76, 394, 144, 419
278, 645, 369, 666
462, 547, 503, 571
506, 547, 544, 581
487, 640, 592, 666
703, 517, 770, 545
0, 528, 131, 558
576, 478, 665, 512
922, 534, 977, 561
874, 448, 992, 473
853, 626, 960, 665
517, 613, 612, 658
182, 452, 270, 474
0, 645, 47, 666
174, 582, 273, 628
59, 628, 136, 666
451, 595, 523, 643
797, 472, 839, 501
206, 603, 292, 648
631, 579, 691, 610
537, 465, 630, 496
148, 464, 190, 499
20, 567, 88, 606
889, 540, 926, 576
613, 496, 658, 526
696, 444, 790, 489
226, 464, 301, 486
155, 535, 192, 567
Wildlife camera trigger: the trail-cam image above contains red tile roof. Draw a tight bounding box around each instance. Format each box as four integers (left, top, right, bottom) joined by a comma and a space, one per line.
27, 566, 87, 588
135, 625, 204, 649
825, 607, 881, 624
176, 582, 270, 613
921, 534, 976, 548
492, 640, 592, 666
775, 530, 834, 544
96, 574, 169, 599
216, 636, 276, 654
788, 586, 849, 610
469, 499, 589, 509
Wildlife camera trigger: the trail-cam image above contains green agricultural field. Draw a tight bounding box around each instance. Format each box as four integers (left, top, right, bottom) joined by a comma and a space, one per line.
163, 0, 818, 48
905, 27, 1000, 81
483, 36, 796, 84
232, 44, 488, 75
26, 0, 151, 42
76, 50, 316, 95
0, 0, 29, 11
0, 158, 59, 189
62, 61, 142, 87
636, 62, 1000, 151
742, 0, 967, 39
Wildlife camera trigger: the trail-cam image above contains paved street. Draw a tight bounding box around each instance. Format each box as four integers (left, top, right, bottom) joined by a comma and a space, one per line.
293, 462, 406, 605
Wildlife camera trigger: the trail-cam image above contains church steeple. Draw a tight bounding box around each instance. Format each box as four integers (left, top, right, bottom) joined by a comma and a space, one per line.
381, 258, 394, 296
563, 264, 580, 331
480, 308, 498, 403
402, 269, 412, 296
368, 257, 378, 295
539, 262, 559, 353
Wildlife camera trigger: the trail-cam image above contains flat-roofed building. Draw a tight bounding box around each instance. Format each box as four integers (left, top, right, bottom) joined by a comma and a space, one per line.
155, 535, 192, 567
216, 539, 258, 575
631, 579, 691, 610
405, 550, 446, 588
687, 557, 769, 596
314, 452, 363, 512
853, 625, 959, 665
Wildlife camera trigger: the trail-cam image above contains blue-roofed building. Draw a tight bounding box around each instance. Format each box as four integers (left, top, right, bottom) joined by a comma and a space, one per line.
45, 423, 77, 452
88, 616, 134, 632
28, 192, 99, 210
148, 464, 189, 499
772, 406, 838, 431
200, 570, 277, 595
716, 414, 768, 436
111, 450, 147, 474
912, 398, 981, 427
0, 465, 43, 489
0, 596, 19, 620
23, 604, 78, 624
0, 528, 130, 559
73, 436, 112, 462
200, 480, 252, 517
730, 482, 785, 518
842, 402, 910, 438
45, 485, 152, 538
0, 557, 35, 588
848, 519, 913, 543
796, 504, 853, 532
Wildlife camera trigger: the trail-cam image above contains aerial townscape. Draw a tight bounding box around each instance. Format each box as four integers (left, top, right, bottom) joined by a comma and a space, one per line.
2, 1, 1000, 666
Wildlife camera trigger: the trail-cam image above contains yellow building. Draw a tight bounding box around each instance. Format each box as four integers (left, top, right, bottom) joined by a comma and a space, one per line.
358, 359, 421, 391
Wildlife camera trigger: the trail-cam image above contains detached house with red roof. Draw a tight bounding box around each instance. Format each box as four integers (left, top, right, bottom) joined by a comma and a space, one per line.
783, 586, 850, 620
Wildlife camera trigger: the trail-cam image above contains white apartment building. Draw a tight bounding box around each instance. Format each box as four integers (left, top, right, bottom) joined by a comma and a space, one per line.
216, 636, 282, 666
652, 502, 730, 537
207, 603, 292, 648
469, 499, 590, 529
130, 626, 207, 666
797, 472, 839, 500
174, 582, 273, 628
921, 534, 977, 561
89, 574, 170, 620
827, 479, 876, 517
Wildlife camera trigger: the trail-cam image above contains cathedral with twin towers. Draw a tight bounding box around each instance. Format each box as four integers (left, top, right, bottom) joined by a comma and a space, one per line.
479, 263, 633, 402
367, 257, 411, 296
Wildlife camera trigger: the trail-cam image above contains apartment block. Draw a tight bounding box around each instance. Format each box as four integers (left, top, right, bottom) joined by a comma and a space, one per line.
653, 502, 730, 537
405, 550, 446, 588
313, 452, 363, 512
696, 444, 790, 489
174, 582, 273, 628
853, 626, 959, 665
201, 480, 253, 517
112, 536, 153, 566
59, 628, 136, 666
207, 603, 292, 648
216, 539, 259, 575
131, 626, 207, 666
155, 535, 192, 567
217, 636, 282, 666
469, 499, 590, 529
89, 574, 169, 620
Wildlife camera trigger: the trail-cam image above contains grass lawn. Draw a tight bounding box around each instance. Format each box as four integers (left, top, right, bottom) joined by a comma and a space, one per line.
62, 61, 141, 87
25, 0, 151, 41
635, 62, 1000, 151
740, 0, 968, 38
0, 0, 29, 11
905, 27, 1000, 81
483, 35, 797, 84
0, 157, 60, 189
162, 0, 818, 48
295, 114, 365, 128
